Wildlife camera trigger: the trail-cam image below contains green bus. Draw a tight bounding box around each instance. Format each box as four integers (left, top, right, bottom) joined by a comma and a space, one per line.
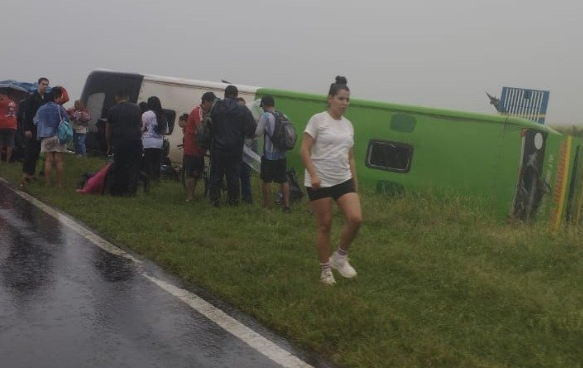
81, 70, 583, 228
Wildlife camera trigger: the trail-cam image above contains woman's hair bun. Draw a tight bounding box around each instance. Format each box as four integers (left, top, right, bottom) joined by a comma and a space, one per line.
335, 76, 348, 85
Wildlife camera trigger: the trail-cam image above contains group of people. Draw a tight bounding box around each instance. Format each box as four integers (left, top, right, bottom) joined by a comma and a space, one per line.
10, 77, 91, 187
178, 85, 292, 211
178, 77, 362, 285
5, 75, 363, 285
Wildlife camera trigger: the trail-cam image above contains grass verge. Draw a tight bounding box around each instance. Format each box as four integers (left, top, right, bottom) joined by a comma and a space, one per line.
1, 155, 582, 368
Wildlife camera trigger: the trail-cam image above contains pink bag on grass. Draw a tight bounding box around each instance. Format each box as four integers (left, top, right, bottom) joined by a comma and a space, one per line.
76, 162, 112, 195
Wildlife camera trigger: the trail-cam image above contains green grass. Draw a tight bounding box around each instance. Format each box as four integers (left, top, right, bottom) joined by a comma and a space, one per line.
1, 155, 582, 368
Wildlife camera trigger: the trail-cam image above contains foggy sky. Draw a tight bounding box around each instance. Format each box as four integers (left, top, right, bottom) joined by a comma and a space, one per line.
3, 0, 582, 125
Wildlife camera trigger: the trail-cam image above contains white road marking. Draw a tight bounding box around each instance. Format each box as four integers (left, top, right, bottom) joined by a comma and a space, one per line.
2, 180, 315, 368
144, 275, 314, 368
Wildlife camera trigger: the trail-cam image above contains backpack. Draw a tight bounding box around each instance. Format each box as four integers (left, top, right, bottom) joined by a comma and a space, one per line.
56, 106, 73, 144
157, 114, 168, 135
268, 111, 297, 151
275, 168, 304, 204
286, 168, 304, 201
196, 99, 220, 150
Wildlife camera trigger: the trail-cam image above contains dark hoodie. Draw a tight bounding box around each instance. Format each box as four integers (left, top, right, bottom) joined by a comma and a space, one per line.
23, 91, 48, 134
210, 98, 257, 157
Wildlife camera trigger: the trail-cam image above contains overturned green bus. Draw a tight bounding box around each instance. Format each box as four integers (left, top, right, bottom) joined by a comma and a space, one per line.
81, 70, 583, 228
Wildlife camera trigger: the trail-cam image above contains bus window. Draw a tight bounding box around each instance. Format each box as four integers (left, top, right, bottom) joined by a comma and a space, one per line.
162, 109, 176, 135
366, 140, 413, 173
86, 93, 105, 133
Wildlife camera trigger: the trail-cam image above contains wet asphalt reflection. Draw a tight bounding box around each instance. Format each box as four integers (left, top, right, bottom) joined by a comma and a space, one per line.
0, 181, 333, 368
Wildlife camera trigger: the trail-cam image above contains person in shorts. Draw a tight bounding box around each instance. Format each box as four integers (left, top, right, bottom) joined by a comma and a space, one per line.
34, 90, 68, 187
0, 91, 17, 163
255, 95, 291, 212
184, 91, 216, 201
300, 76, 362, 286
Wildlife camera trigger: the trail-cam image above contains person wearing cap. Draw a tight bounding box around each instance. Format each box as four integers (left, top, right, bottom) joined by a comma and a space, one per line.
184, 91, 216, 201
255, 95, 291, 212
208, 85, 257, 206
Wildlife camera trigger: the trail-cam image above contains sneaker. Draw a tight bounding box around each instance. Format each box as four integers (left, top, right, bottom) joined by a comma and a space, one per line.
320, 268, 336, 286
330, 252, 357, 278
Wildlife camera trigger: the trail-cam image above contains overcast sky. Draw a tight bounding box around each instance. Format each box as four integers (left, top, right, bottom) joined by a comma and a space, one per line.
3, 0, 582, 125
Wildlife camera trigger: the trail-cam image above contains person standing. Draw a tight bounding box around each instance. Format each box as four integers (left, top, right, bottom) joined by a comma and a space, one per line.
208, 85, 257, 206
0, 91, 17, 163
184, 91, 216, 201
255, 95, 291, 212
141, 96, 165, 181
67, 99, 91, 157
33, 91, 68, 187
21, 77, 50, 185
237, 96, 256, 204
106, 90, 143, 196
300, 76, 362, 286
177, 113, 189, 134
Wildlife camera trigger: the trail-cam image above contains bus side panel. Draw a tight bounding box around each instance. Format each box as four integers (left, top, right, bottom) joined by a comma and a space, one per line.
260, 87, 514, 215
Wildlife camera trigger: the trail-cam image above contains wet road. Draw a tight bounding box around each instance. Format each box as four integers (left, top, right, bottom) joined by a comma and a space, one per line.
0, 180, 333, 368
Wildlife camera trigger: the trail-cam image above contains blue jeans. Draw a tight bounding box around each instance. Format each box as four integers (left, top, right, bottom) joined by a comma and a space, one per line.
74, 133, 86, 156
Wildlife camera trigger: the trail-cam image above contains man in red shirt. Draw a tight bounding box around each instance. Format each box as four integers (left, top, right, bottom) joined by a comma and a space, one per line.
184, 91, 216, 201
0, 91, 17, 163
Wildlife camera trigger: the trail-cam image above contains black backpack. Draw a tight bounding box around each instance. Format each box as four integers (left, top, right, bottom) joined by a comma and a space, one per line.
196, 99, 220, 150
157, 114, 169, 135
287, 168, 304, 201
268, 111, 297, 151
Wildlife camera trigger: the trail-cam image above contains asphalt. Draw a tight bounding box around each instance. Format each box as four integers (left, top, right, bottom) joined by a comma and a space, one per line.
0, 180, 335, 368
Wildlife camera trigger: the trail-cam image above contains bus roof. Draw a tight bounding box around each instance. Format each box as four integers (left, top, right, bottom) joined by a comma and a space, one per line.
143, 73, 260, 94
258, 87, 561, 135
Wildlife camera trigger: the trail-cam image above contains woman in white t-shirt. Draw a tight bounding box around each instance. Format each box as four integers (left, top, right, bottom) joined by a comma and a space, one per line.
141, 96, 165, 181
300, 76, 362, 286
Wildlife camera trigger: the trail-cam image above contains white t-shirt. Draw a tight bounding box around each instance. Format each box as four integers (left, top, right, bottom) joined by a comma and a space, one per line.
303, 111, 354, 188
141, 110, 163, 149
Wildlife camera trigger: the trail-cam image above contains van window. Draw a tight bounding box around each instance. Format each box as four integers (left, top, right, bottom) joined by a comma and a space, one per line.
162, 109, 176, 135
366, 140, 413, 173
85, 93, 105, 132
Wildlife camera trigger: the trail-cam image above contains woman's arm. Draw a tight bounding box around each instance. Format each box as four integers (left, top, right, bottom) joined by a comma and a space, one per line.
79, 110, 91, 123
300, 132, 321, 189
348, 148, 358, 192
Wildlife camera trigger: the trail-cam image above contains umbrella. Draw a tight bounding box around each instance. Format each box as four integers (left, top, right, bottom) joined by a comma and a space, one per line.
0, 80, 38, 94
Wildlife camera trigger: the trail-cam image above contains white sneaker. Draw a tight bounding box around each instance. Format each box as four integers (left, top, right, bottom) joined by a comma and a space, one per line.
320, 268, 336, 286
330, 252, 357, 278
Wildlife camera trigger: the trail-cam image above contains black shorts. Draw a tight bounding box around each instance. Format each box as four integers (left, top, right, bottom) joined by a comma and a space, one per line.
306, 178, 355, 201
183, 155, 205, 179
0, 129, 16, 147
260, 157, 287, 183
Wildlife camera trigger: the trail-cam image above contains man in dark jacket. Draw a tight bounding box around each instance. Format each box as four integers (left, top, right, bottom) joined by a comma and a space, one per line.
208, 85, 257, 206
106, 90, 143, 196
20, 77, 49, 185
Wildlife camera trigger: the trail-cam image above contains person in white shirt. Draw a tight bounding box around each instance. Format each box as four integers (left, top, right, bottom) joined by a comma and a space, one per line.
141, 96, 165, 181
300, 76, 362, 286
